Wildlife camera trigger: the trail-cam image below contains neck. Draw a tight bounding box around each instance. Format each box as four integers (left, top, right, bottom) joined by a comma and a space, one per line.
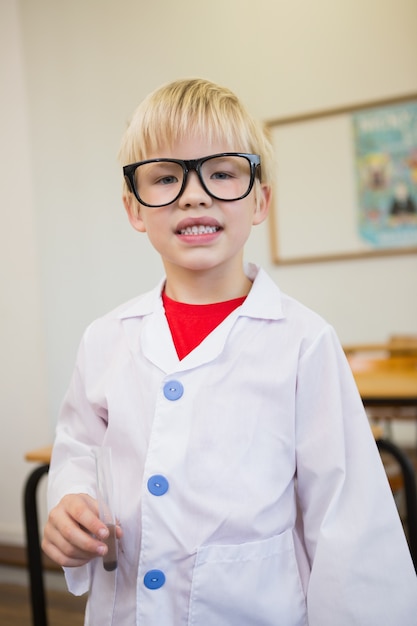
163, 263, 252, 304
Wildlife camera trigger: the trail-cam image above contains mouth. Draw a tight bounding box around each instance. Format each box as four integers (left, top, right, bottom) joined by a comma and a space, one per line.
177, 225, 221, 235
175, 217, 222, 236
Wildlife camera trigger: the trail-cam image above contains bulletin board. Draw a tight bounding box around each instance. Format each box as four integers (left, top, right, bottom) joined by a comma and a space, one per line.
265, 94, 417, 265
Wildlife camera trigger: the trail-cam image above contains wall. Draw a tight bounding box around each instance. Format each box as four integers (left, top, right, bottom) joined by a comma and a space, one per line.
1, 0, 49, 543
1, 0, 416, 544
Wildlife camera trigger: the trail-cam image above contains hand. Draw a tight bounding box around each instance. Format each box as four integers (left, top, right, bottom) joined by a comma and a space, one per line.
42, 493, 122, 568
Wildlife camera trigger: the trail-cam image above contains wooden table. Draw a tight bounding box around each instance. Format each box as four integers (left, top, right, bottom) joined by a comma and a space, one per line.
348, 355, 417, 408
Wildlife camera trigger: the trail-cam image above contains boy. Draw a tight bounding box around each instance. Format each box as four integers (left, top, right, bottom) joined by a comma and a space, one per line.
43, 78, 417, 625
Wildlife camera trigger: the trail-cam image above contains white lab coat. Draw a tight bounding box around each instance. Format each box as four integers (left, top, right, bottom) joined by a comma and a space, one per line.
48, 263, 417, 625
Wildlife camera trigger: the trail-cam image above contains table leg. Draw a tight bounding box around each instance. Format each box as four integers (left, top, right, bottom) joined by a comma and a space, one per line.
23, 464, 50, 626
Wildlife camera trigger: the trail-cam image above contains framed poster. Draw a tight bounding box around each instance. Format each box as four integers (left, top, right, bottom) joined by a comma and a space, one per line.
266, 94, 417, 264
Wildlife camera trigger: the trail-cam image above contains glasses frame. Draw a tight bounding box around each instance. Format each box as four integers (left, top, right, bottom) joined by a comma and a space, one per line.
123, 152, 261, 207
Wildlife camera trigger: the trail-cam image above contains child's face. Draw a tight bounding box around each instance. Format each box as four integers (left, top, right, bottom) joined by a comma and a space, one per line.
123, 135, 270, 281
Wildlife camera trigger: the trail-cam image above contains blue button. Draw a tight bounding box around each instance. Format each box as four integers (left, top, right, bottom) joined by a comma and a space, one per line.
163, 380, 184, 401
144, 569, 166, 590
147, 475, 169, 496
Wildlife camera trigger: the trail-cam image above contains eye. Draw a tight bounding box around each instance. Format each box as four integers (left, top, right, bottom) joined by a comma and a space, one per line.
203, 156, 244, 182
210, 170, 234, 180
154, 175, 179, 186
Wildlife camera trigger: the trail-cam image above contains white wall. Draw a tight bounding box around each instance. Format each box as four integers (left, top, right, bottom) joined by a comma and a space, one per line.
1, 0, 49, 542
1, 0, 416, 544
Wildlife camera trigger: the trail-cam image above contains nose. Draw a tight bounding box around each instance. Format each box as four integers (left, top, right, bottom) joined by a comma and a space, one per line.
177, 171, 212, 209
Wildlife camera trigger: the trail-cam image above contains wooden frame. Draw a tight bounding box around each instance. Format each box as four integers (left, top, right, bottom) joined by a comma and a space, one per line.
265, 93, 417, 265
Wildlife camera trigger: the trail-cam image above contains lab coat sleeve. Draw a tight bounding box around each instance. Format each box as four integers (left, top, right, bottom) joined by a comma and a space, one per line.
47, 327, 108, 596
295, 325, 417, 625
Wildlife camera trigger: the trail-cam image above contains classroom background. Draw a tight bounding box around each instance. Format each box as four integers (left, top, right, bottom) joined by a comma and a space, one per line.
2, 0, 417, 550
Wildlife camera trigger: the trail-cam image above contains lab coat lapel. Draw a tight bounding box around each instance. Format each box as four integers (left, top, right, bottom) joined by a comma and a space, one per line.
140, 307, 240, 373
141, 308, 180, 372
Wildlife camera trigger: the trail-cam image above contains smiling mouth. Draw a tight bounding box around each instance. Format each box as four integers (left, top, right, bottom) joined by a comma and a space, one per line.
178, 225, 221, 235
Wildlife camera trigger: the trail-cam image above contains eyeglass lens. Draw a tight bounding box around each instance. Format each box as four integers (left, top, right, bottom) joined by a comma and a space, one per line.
133, 155, 252, 206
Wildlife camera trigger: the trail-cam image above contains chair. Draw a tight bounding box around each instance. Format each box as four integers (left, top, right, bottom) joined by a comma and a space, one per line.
24, 448, 51, 626
345, 347, 417, 571
388, 334, 417, 357
375, 436, 417, 572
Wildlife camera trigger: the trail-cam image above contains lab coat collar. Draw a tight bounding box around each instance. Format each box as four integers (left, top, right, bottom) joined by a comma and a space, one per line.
117, 263, 285, 322
241, 263, 284, 321
117, 264, 285, 373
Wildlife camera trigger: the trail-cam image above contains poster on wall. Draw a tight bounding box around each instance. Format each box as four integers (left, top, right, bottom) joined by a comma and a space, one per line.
266, 94, 417, 264
353, 101, 417, 248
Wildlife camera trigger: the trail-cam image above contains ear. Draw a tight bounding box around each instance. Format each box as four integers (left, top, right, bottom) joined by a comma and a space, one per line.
252, 184, 271, 226
123, 193, 147, 233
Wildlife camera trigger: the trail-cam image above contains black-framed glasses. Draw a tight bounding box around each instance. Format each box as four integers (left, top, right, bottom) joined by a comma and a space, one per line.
123, 152, 261, 207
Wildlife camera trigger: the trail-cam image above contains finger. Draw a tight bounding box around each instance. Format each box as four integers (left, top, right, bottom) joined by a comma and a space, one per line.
64, 494, 109, 540
45, 518, 108, 563
51, 519, 106, 556
42, 535, 100, 568
45, 496, 108, 560
114, 519, 123, 540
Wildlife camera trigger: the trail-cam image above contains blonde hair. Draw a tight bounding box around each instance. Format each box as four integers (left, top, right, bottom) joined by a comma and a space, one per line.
118, 78, 274, 195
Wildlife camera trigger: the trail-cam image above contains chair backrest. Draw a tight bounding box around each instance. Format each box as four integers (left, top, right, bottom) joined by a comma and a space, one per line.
388, 335, 417, 357
344, 336, 417, 361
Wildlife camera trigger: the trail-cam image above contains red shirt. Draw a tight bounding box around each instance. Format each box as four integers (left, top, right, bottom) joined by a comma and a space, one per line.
162, 292, 246, 360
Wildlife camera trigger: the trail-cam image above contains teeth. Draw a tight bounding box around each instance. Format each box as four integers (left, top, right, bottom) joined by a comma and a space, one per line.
180, 225, 218, 235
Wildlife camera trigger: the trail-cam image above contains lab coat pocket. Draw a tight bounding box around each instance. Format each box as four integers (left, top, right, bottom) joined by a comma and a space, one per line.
189, 529, 307, 626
